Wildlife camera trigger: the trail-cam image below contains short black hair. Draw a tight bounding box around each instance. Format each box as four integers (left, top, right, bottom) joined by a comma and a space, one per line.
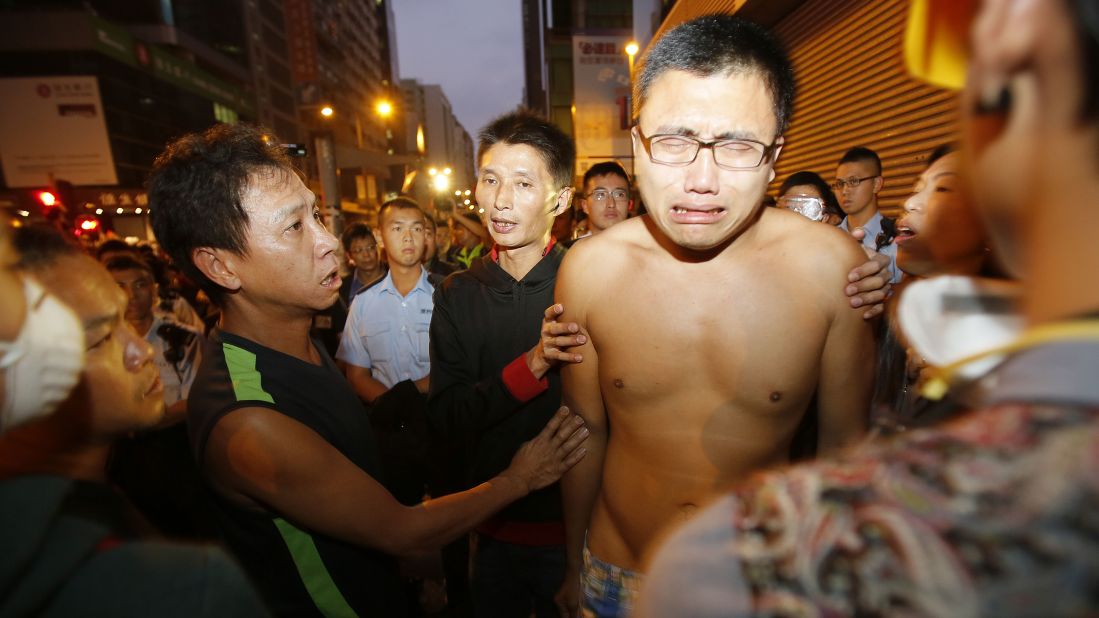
583, 162, 630, 190
838, 146, 882, 175
478, 109, 576, 190
341, 222, 374, 252
378, 196, 425, 225
926, 143, 956, 168
12, 225, 80, 271
95, 239, 135, 261
147, 123, 294, 305
779, 170, 842, 216
635, 14, 796, 135
103, 254, 154, 278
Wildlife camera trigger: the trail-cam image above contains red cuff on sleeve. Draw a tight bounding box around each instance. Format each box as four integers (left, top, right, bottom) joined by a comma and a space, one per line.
502, 355, 549, 403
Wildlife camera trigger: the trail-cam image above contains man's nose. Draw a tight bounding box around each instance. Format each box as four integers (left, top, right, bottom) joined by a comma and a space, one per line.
122, 323, 155, 371
684, 148, 721, 194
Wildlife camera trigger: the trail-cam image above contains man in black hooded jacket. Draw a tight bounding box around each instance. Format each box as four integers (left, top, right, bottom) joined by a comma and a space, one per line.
428, 110, 586, 618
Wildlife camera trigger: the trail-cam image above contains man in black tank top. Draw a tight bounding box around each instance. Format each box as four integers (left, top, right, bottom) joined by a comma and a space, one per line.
148, 123, 590, 617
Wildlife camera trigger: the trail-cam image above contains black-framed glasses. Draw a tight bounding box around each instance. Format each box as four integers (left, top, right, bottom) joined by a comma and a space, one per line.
586, 189, 629, 202
634, 127, 778, 170
831, 175, 878, 191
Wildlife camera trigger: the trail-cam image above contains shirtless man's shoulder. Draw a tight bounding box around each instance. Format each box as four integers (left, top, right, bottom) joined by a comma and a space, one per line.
755, 207, 869, 303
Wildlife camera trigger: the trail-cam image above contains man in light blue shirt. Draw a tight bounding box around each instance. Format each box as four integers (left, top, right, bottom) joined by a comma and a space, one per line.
834, 146, 902, 284
338, 198, 435, 404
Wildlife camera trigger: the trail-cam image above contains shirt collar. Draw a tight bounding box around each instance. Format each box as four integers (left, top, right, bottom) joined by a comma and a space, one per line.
377, 266, 433, 297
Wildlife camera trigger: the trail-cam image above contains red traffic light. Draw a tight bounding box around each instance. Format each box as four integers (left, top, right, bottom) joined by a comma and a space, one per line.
37, 190, 58, 207
74, 214, 100, 236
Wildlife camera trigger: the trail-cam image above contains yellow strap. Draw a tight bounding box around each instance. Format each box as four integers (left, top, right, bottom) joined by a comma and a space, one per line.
920, 319, 1099, 400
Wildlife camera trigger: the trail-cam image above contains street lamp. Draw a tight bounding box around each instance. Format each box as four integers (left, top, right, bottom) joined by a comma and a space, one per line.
625, 41, 640, 76
433, 173, 450, 193
320, 105, 334, 118
375, 99, 393, 118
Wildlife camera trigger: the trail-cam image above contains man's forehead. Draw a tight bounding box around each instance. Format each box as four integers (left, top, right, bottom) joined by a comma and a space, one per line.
110, 267, 153, 282
587, 174, 628, 190
242, 168, 311, 215
41, 255, 124, 324
640, 69, 779, 137
481, 142, 551, 177
837, 160, 877, 175
382, 208, 425, 225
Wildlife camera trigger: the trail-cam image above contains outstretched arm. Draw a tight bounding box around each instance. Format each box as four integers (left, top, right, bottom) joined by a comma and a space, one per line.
204, 405, 588, 556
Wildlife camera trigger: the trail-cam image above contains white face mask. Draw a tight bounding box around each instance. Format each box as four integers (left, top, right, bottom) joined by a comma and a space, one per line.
0, 276, 85, 432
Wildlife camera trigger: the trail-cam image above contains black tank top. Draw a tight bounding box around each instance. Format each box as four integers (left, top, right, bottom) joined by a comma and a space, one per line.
188, 329, 404, 617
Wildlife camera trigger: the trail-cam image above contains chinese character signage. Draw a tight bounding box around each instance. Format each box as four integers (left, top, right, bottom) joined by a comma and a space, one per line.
0, 76, 118, 187
572, 35, 632, 177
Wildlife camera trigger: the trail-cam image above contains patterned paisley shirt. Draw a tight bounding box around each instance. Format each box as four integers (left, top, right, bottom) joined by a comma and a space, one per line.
638, 341, 1099, 617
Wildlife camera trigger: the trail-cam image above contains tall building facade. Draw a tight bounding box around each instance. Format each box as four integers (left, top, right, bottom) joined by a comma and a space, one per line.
0, 0, 271, 237
286, 0, 401, 214
399, 78, 475, 213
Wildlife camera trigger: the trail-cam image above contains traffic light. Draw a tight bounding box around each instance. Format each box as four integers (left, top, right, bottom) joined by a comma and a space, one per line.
73, 214, 101, 239
36, 190, 58, 210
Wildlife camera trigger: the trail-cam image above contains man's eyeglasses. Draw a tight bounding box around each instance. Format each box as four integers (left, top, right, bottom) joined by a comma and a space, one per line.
831, 175, 878, 191
586, 189, 629, 203
634, 127, 778, 170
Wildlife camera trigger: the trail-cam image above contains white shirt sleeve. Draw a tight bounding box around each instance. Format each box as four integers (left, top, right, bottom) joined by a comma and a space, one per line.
336, 295, 372, 368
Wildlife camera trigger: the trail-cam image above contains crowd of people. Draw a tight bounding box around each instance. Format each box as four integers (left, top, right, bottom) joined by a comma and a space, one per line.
2, 0, 1098, 615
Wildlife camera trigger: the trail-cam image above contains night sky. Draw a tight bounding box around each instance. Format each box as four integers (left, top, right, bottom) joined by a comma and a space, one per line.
392, 0, 525, 147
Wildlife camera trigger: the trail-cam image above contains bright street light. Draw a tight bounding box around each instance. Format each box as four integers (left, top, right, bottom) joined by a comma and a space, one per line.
428, 167, 438, 176
320, 105, 334, 118
625, 41, 640, 76
375, 99, 393, 118
443, 167, 452, 176
433, 173, 451, 192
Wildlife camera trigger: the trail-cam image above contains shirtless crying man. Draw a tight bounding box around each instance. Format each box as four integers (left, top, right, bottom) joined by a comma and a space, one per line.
555, 15, 876, 618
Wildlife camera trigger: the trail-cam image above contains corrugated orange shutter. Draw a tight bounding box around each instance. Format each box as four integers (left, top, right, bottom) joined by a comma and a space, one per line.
651, 0, 960, 215
773, 0, 958, 214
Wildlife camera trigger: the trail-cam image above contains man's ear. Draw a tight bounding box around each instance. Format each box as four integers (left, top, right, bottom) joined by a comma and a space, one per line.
192, 247, 241, 293
627, 199, 635, 214
872, 175, 885, 194
552, 186, 574, 217
373, 227, 384, 249
768, 137, 786, 184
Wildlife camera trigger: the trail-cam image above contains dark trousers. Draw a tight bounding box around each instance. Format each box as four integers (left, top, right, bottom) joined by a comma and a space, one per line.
471, 536, 566, 618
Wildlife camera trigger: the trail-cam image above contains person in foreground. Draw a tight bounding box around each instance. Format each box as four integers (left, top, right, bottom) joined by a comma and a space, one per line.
148, 123, 588, 617
637, 0, 1099, 614
556, 15, 876, 617
0, 227, 268, 617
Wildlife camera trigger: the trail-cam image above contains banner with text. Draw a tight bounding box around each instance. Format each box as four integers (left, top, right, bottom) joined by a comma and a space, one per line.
572, 35, 633, 179
0, 76, 118, 187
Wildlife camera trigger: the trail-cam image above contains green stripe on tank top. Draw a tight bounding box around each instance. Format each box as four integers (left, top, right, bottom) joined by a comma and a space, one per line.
274, 518, 359, 618
222, 343, 275, 403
